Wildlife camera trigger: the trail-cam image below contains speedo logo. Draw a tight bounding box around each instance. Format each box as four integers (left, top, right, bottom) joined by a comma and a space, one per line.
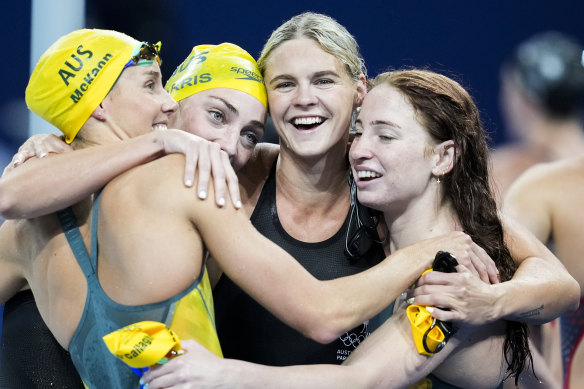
230, 66, 263, 83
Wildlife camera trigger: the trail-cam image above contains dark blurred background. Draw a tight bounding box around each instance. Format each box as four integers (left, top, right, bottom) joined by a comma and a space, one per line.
2, 0, 584, 170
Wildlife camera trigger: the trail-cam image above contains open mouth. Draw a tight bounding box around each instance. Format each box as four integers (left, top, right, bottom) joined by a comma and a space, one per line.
292, 116, 325, 130
152, 123, 168, 131
356, 170, 381, 182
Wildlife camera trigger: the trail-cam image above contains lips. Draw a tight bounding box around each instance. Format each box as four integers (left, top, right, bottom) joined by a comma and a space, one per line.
292, 116, 325, 130
151, 123, 168, 131
356, 169, 381, 181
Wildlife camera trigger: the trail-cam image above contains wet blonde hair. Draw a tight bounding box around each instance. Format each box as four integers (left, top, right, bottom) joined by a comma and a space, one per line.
257, 12, 366, 81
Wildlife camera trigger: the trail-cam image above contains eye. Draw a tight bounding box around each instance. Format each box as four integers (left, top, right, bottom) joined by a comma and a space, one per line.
241, 132, 260, 147
315, 78, 334, 86
378, 134, 395, 142
275, 81, 294, 90
209, 110, 225, 123
145, 81, 155, 90
353, 130, 363, 138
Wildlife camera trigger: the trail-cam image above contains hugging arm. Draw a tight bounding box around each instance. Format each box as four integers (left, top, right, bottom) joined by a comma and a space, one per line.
412, 215, 580, 325
0, 222, 28, 305
0, 130, 240, 219
186, 159, 495, 344
143, 311, 465, 389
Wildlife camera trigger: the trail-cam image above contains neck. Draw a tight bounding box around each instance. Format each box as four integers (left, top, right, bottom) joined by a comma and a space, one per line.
276, 140, 350, 208
384, 191, 460, 253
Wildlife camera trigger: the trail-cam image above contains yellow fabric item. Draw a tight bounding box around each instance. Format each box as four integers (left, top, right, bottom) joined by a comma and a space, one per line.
168, 267, 223, 358
103, 321, 182, 368
102, 269, 222, 369
25, 29, 139, 143
165, 43, 267, 109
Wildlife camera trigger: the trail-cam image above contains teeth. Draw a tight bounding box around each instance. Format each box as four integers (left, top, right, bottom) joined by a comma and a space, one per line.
294, 117, 323, 125
152, 124, 168, 131
357, 170, 381, 179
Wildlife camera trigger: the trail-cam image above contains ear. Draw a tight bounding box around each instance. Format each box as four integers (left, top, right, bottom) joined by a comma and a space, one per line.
431, 140, 456, 178
91, 104, 106, 121
353, 73, 367, 107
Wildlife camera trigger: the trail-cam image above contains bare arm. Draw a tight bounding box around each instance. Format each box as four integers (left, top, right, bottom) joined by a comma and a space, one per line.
413, 216, 580, 325
143, 312, 466, 389
178, 153, 494, 344
0, 222, 28, 304
0, 130, 240, 219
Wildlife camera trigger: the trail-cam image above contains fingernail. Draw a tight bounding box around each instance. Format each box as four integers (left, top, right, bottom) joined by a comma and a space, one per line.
218, 197, 225, 207
407, 297, 415, 305
198, 190, 207, 199
143, 385, 149, 389
185, 179, 193, 187
139, 378, 144, 385
39, 152, 48, 158
426, 307, 435, 314
235, 200, 242, 209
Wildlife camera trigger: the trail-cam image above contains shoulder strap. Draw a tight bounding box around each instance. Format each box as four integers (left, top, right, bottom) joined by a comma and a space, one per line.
56, 190, 104, 277
57, 207, 94, 277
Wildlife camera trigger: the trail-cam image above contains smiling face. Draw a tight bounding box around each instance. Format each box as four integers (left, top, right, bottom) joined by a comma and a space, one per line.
172, 88, 267, 171
349, 83, 439, 214
263, 38, 365, 159
101, 63, 178, 138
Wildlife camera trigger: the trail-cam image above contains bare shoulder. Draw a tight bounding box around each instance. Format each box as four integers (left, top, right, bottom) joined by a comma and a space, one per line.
237, 143, 280, 210
102, 154, 194, 213
511, 155, 584, 196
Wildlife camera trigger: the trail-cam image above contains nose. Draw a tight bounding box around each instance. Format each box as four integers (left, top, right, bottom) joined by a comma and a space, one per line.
292, 83, 317, 106
349, 134, 373, 164
162, 93, 179, 114
216, 127, 239, 166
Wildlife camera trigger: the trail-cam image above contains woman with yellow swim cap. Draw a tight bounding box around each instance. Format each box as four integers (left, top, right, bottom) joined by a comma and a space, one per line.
1, 11, 579, 389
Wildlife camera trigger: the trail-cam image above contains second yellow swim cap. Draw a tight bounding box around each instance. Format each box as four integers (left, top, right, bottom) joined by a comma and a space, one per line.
165, 43, 267, 109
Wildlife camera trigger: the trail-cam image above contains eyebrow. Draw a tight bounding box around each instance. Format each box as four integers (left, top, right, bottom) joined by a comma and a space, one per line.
268, 70, 340, 86
209, 96, 238, 115
355, 118, 402, 129
246, 120, 265, 133
146, 70, 161, 78
372, 119, 401, 128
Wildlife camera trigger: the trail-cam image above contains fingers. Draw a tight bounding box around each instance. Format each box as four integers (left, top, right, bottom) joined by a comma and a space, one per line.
195, 145, 211, 200
221, 152, 242, 209
183, 146, 199, 188
425, 306, 460, 322
473, 244, 500, 284
209, 144, 227, 208
141, 365, 175, 389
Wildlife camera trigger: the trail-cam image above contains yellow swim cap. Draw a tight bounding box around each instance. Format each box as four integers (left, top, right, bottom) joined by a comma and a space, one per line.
25, 29, 141, 143
165, 43, 267, 109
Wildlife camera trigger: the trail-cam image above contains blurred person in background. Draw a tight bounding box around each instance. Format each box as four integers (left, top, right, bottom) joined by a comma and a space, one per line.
504, 50, 584, 389
495, 32, 584, 389
491, 31, 584, 198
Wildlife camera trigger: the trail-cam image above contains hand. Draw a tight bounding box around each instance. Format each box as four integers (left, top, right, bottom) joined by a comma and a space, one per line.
3, 134, 70, 175
410, 265, 500, 325
159, 129, 241, 209
415, 231, 499, 285
141, 339, 225, 389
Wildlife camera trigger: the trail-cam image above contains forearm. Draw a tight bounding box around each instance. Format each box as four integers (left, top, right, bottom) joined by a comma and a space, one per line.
491, 255, 580, 324
0, 132, 165, 219
318, 245, 431, 340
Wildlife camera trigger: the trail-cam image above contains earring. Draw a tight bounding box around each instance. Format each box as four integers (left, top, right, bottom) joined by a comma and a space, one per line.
436, 170, 445, 184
